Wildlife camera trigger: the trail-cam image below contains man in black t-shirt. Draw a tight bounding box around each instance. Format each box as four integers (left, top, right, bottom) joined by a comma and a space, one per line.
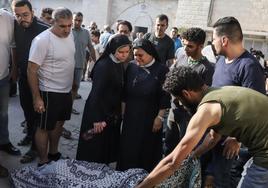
12, 0, 49, 163
143, 14, 174, 67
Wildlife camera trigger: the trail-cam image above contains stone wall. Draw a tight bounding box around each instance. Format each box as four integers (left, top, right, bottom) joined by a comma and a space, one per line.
210, 0, 268, 32
30, 0, 178, 33
176, 0, 268, 56
175, 0, 211, 29
108, 0, 178, 32
11, 0, 268, 56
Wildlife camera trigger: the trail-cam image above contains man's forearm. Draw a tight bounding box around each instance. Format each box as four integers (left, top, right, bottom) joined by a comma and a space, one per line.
10, 48, 18, 81
192, 130, 222, 157
27, 63, 41, 100
137, 140, 194, 188
137, 152, 180, 188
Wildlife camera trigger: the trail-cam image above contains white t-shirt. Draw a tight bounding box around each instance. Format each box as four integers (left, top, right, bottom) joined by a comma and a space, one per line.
0, 9, 14, 80
29, 29, 75, 93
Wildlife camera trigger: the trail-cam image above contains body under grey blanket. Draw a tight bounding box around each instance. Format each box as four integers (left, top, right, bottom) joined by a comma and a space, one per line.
10, 157, 201, 188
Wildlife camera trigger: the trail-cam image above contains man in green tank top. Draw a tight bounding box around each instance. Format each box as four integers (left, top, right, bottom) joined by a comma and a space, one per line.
137, 66, 268, 188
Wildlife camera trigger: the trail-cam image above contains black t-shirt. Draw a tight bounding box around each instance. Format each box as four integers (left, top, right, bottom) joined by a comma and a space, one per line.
143, 33, 174, 65
14, 17, 49, 77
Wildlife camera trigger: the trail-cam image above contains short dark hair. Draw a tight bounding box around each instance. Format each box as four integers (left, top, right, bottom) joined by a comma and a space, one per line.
213, 16, 243, 42
156, 14, 169, 24
12, 0, 32, 11
91, 30, 100, 38
181, 27, 206, 45
41, 7, 53, 17
172, 27, 178, 32
73, 12, 83, 17
163, 66, 204, 96
117, 20, 132, 32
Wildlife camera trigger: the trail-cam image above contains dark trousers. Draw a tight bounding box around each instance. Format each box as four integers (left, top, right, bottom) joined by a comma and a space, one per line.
230, 147, 251, 188
18, 77, 36, 150
9, 80, 17, 97
165, 107, 191, 156
165, 121, 180, 155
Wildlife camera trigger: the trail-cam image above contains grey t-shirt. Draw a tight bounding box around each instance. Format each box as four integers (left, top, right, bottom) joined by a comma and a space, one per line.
72, 28, 93, 69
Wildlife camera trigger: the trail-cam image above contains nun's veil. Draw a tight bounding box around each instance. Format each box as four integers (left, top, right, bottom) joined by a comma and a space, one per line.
132, 38, 160, 62
90, 34, 131, 79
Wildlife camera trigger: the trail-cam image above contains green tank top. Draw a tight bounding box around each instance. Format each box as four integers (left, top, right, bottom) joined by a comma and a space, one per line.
199, 86, 268, 168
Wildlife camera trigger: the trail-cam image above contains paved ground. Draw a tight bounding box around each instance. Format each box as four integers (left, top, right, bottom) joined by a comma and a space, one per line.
0, 81, 91, 187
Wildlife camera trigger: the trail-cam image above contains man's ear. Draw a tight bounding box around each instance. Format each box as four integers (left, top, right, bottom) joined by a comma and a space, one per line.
181, 89, 190, 98
221, 36, 228, 47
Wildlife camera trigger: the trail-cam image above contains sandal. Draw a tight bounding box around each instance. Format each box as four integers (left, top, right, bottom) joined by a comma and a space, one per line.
0, 164, 8, 178
48, 152, 62, 161
62, 128, 72, 139
37, 161, 50, 167
20, 150, 37, 164
18, 136, 31, 146
71, 108, 80, 115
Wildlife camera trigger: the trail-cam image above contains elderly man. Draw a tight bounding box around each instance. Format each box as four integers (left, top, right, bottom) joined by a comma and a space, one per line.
137, 66, 268, 188
27, 7, 75, 167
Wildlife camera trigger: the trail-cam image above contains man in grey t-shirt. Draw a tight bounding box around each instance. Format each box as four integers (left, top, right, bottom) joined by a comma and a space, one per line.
72, 12, 95, 114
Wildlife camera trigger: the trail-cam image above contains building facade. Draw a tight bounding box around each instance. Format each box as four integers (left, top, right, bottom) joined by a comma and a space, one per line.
2, 0, 268, 57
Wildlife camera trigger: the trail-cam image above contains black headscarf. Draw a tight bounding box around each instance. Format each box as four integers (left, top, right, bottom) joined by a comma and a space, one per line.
102, 34, 131, 57
132, 38, 160, 62
90, 34, 131, 79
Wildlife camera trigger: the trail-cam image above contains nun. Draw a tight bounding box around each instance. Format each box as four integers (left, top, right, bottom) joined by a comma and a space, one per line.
117, 38, 170, 172
76, 34, 131, 164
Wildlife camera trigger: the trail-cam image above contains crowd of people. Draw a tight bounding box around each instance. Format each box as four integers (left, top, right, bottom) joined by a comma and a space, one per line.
1, 0, 268, 187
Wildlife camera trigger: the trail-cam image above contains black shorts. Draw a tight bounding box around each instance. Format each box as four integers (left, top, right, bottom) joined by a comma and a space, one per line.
36, 91, 72, 131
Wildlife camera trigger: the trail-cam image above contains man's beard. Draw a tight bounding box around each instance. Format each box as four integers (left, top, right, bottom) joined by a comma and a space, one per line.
183, 102, 198, 115
174, 96, 199, 115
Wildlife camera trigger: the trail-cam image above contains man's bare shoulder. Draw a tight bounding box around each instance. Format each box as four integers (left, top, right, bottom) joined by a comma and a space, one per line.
197, 102, 222, 127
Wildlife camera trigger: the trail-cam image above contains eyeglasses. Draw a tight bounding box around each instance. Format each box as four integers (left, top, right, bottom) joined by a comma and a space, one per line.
14, 13, 31, 20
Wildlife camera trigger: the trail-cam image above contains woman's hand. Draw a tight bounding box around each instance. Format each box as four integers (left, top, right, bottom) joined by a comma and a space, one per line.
152, 116, 163, 132
93, 121, 107, 133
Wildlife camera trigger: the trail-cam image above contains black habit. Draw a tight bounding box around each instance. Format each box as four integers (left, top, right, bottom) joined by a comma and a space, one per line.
117, 61, 170, 172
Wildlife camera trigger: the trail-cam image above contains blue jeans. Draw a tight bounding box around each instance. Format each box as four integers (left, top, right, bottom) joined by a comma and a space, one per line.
237, 158, 268, 188
0, 76, 10, 144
